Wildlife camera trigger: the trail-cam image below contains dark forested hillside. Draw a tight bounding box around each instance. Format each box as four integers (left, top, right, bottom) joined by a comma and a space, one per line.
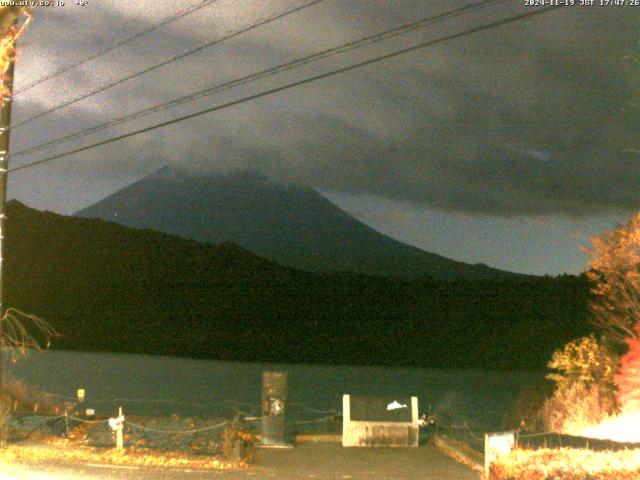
5, 200, 591, 370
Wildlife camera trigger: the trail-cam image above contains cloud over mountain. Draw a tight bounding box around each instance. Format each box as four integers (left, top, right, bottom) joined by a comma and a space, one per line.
9, 1, 640, 217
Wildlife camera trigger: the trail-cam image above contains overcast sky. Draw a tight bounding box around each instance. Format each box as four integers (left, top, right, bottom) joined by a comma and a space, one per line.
6, 0, 640, 275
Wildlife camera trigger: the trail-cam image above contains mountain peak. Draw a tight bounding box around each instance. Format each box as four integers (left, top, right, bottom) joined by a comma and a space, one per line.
76, 169, 517, 280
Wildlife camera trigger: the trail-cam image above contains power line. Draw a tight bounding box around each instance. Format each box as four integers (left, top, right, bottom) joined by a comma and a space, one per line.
10, 6, 557, 174
10, 0, 326, 129
14, 0, 222, 96
10, 0, 507, 159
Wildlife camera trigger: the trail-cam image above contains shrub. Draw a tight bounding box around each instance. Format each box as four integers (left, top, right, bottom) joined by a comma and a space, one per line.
501, 379, 554, 432
539, 382, 607, 434
222, 428, 255, 463
539, 336, 618, 433
615, 323, 640, 412
489, 448, 640, 480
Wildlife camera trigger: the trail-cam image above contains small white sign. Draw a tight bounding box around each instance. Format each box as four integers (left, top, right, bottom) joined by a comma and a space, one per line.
269, 398, 285, 416
387, 400, 408, 411
487, 431, 515, 456
485, 431, 516, 478
85, 408, 95, 416
108, 415, 125, 431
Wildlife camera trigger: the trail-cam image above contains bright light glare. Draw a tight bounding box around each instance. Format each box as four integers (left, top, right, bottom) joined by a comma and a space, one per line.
0, 460, 99, 480
579, 411, 640, 443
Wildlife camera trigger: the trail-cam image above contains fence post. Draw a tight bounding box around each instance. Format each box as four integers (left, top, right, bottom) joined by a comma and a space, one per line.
64, 411, 69, 436
116, 406, 123, 451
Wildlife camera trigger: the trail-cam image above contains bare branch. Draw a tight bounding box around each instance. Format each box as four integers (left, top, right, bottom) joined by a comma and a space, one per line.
0, 308, 59, 363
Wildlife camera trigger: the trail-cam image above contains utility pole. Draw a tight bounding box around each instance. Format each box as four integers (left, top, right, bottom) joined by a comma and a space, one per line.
0, 24, 16, 317
0, 47, 14, 450
0, 14, 20, 448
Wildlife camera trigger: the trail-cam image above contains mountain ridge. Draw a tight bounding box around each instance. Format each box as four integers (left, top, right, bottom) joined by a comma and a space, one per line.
2, 199, 589, 370
76, 167, 520, 280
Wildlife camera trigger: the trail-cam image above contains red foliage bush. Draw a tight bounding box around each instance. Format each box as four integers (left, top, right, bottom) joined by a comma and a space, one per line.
616, 323, 640, 412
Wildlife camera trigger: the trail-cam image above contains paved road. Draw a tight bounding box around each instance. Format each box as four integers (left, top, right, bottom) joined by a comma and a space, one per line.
1, 443, 480, 479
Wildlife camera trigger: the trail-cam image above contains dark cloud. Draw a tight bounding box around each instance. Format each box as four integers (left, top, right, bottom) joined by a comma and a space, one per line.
10, 1, 640, 217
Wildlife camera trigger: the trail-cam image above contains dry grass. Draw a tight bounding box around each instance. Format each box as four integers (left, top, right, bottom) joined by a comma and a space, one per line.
490, 448, 640, 480
1, 418, 251, 470
0, 441, 243, 470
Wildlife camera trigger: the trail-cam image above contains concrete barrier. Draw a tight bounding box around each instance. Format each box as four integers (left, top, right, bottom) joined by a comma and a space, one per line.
342, 395, 419, 447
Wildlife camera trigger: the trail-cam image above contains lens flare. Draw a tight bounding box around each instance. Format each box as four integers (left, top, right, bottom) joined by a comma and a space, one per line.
579, 411, 640, 443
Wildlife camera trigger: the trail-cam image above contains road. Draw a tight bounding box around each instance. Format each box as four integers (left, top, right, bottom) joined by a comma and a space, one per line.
0, 443, 480, 479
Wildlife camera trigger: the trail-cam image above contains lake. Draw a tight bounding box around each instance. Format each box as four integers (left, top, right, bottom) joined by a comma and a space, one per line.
6, 350, 542, 432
